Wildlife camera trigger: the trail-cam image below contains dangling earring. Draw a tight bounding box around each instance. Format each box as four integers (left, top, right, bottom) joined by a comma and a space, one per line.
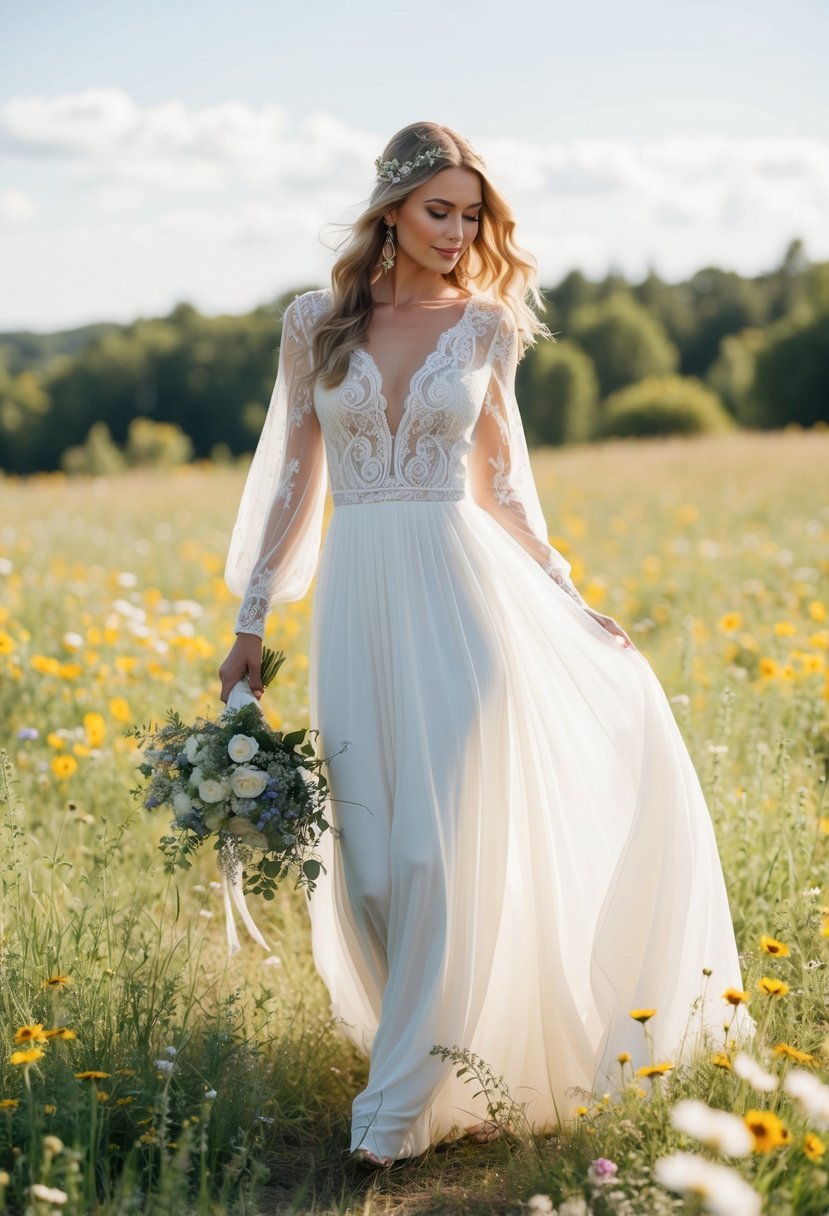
378, 225, 396, 273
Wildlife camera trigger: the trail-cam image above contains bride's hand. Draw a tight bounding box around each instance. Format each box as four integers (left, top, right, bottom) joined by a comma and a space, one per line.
584, 608, 637, 650
218, 632, 264, 703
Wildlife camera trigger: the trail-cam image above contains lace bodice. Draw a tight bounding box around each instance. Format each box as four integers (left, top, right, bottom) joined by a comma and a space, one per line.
227, 287, 591, 637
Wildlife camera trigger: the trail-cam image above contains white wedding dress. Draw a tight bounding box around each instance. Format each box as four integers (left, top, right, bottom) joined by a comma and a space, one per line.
224, 287, 754, 1162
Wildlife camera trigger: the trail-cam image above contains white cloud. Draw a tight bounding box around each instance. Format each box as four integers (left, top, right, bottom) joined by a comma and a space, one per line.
1, 90, 827, 327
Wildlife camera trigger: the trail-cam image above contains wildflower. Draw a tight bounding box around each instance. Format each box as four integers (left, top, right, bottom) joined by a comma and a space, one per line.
163, 1045, 177, 1057
74, 1070, 110, 1080
759, 934, 789, 957
723, 987, 750, 1006
204, 1089, 217, 1100
83, 712, 106, 748
43, 1028, 76, 1041
575, 1105, 589, 1117
43, 1134, 63, 1154
29, 1184, 69, 1206
50, 754, 78, 779
526, 1197, 555, 1215
14, 1023, 48, 1045
757, 976, 789, 997
759, 657, 778, 678
154, 1059, 174, 1074
0, 630, 15, 654
11, 1048, 45, 1066
587, 1156, 618, 1185
743, 1108, 788, 1152
784, 1068, 829, 1126
733, 1053, 777, 1093
115, 1096, 134, 1106
711, 1053, 732, 1070
804, 1131, 826, 1160
43, 1104, 56, 1114
718, 612, 743, 633
655, 1151, 761, 1216
96, 1091, 109, 1102
637, 1061, 673, 1077
42, 974, 72, 989
0, 1099, 20, 1109
17, 726, 38, 740
772, 1043, 816, 1065
629, 1008, 656, 1023
108, 696, 132, 722
617, 1051, 631, 1065
671, 1098, 753, 1157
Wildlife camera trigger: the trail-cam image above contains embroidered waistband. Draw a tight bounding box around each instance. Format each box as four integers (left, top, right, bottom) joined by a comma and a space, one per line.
332, 487, 467, 507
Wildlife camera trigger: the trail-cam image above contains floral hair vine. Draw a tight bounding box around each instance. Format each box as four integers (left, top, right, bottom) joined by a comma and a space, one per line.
374, 145, 447, 185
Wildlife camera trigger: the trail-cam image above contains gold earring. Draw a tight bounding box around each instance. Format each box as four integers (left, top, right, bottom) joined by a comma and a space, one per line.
378, 225, 396, 272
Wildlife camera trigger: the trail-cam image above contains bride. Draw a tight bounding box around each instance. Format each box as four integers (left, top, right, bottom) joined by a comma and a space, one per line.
218, 121, 753, 1169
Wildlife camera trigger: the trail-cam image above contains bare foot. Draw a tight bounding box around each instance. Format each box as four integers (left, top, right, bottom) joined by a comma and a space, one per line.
351, 1147, 394, 1169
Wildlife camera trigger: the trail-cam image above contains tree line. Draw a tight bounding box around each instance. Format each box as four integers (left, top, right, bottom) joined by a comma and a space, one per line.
0, 240, 826, 476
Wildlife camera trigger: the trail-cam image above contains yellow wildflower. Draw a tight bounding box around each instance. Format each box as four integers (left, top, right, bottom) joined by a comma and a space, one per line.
14, 1024, 48, 1045
774, 621, 797, 637
108, 696, 132, 723
83, 712, 106, 748
772, 1043, 816, 1065
11, 1048, 45, 1066
74, 1070, 110, 1081
804, 1132, 826, 1161
96, 1091, 109, 1102
636, 1061, 673, 1077
43, 1028, 76, 1041
0, 630, 15, 655
759, 657, 779, 679
808, 601, 826, 623
718, 612, 743, 633
0, 1098, 20, 1109
617, 1051, 631, 1064
760, 934, 789, 957
629, 1008, 656, 1023
757, 976, 789, 997
50, 755, 78, 779
723, 987, 750, 1006
744, 1108, 788, 1152
42, 974, 72, 989
711, 1053, 732, 1070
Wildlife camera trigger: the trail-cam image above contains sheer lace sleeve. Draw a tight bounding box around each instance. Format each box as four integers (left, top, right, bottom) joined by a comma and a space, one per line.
469, 309, 591, 611
224, 294, 328, 638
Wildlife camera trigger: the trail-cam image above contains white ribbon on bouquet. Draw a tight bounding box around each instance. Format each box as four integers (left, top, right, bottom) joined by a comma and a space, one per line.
221, 677, 271, 956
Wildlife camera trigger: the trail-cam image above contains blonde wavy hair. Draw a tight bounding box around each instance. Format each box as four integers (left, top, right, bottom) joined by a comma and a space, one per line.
301, 121, 551, 394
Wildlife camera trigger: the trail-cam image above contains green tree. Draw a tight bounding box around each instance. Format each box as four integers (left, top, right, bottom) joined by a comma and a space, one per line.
519, 340, 599, 445
569, 293, 679, 399
743, 311, 829, 429
595, 376, 734, 439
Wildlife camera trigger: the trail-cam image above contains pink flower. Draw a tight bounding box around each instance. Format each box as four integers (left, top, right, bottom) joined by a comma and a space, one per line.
587, 1157, 618, 1185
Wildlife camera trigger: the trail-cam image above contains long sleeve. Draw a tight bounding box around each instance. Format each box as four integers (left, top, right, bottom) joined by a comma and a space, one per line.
469, 310, 591, 612
224, 295, 328, 638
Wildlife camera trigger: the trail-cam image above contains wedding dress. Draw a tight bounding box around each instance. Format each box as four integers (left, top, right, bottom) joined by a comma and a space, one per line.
224, 287, 754, 1162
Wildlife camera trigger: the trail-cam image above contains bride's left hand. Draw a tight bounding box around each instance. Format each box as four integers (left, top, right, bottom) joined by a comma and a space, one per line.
584, 608, 637, 650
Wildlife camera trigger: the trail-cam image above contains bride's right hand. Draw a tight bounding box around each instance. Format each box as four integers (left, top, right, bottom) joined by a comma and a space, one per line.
218, 632, 264, 703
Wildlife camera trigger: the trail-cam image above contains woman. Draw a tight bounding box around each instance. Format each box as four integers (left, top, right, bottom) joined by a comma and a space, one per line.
219, 122, 753, 1169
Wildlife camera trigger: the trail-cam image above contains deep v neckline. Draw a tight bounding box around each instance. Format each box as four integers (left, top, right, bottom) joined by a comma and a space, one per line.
354, 294, 477, 442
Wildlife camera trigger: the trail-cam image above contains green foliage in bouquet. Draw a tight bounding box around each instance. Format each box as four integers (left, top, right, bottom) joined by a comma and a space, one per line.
126, 647, 342, 901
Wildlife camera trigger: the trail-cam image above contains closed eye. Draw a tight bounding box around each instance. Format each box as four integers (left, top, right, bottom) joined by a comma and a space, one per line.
427, 209, 480, 223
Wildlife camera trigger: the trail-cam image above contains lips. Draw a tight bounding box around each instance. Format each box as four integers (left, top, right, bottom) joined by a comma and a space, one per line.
435, 247, 461, 256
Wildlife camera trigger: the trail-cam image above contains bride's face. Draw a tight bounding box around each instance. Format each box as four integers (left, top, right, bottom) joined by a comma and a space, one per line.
384, 166, 482, 276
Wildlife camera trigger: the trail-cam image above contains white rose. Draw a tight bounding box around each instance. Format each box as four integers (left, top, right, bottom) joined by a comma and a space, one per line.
230, 767, 268, 798
227, 733, 259, 763
199, 779, 228, 804
173, 791, 193, 815
184, 735, 200, 763
189, 766, 204, 788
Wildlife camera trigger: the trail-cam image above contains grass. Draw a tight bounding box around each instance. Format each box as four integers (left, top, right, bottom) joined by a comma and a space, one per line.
0, 427, 827, 1214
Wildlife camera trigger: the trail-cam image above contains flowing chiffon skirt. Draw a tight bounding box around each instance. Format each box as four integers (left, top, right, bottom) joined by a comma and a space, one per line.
305, 494, 753, 1161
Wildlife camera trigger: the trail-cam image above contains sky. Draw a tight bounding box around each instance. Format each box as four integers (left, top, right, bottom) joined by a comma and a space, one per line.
1, 0, 827, 332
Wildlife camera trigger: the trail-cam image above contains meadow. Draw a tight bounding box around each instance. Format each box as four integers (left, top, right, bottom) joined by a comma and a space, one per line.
0, 428, 828, 1215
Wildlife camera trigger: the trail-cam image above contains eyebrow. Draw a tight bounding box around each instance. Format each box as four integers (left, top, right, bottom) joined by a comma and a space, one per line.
425, 197, 483, 208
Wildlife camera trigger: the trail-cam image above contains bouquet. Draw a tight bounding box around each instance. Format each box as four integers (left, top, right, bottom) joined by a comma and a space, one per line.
127, 646, 338, 953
